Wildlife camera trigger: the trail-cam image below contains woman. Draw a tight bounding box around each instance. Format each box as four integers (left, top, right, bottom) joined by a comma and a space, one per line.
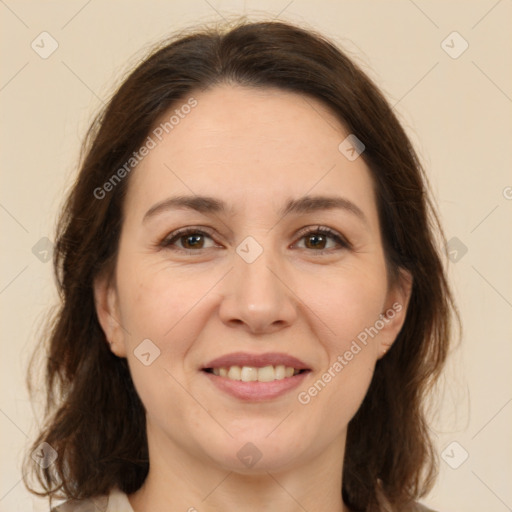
23, 18, 459, 512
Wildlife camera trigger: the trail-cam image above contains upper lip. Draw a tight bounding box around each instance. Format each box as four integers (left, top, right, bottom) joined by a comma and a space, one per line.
203, 352, 311, 370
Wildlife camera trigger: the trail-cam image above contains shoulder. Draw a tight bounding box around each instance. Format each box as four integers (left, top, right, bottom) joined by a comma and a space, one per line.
50, 497, 106, 512
50, 488, 134, 512
405, 502, 439, 512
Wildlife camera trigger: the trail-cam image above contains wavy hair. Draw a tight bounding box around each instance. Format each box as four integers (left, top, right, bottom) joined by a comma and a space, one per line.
23, 18, 460, 511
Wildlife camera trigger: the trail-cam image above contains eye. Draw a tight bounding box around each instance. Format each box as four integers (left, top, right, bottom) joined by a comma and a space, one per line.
159, 227, 218, 252
293, 225, 351, 254
159, 225, 351, 254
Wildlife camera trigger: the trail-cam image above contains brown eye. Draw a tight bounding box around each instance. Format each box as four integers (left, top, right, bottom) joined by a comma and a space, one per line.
160, 225, 350, 255
179, 233, 206, 250
295, 226, 351, 254
160, 228, 217, 252
304, 232, 328, 250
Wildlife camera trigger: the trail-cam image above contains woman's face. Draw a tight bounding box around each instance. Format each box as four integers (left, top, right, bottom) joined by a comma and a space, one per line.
95, 84, 411, 473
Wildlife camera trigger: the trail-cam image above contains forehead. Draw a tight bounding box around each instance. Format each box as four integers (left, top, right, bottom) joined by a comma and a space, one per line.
125, 84, 377, 223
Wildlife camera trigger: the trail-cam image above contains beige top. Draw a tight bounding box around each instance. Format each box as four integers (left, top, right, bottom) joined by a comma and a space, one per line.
51, 488, 134, 512
51, 487, 438, 511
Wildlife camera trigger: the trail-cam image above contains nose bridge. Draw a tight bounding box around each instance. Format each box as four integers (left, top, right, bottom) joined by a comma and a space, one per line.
238, 240, 280, 304
218, 234, 297, 333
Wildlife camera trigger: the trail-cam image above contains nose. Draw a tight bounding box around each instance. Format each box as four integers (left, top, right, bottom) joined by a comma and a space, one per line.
217, 243, 298, 335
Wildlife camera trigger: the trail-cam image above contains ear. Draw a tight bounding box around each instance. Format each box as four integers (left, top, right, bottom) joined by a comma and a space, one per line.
377, 267, 413, 359
93, 271, 127, 358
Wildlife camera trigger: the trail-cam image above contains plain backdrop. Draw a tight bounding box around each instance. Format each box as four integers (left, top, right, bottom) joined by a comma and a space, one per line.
1, 1, 511, 511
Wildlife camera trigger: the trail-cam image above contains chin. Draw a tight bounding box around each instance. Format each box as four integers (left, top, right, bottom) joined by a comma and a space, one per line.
195, 425, 312, 474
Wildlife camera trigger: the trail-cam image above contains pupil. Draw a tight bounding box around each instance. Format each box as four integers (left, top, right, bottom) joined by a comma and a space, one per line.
185, 235, 202, 248
308, 234, 325, 249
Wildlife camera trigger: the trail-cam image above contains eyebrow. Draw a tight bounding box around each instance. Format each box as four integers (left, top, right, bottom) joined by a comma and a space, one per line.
142, 194, 369, 226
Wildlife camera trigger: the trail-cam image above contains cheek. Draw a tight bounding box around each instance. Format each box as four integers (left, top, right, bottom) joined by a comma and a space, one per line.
117, 262, 213, 340
293, 265, 385, 415
115, 262, 220, 410
117, 266, 207, 424
296, 263, 387, 345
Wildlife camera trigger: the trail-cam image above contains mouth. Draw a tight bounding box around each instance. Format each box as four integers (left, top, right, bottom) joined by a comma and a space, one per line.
200, 352, 312, 401
202, 365, 309, 382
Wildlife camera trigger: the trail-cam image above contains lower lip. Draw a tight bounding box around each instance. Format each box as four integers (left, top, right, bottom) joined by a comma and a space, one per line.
202, 370, 310, 401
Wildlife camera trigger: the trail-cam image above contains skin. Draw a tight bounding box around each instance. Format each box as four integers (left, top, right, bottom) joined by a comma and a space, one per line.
94, 84, 412, 512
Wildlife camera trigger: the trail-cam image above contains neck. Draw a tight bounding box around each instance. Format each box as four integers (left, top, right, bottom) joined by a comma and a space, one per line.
128, 420, 350, 512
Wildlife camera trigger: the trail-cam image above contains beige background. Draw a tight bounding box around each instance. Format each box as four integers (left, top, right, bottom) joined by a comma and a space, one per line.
1, 1, 511, 511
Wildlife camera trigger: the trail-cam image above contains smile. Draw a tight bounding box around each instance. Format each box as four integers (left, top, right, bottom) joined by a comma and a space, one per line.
201, 352, 312, 401
204, 365, 306, 382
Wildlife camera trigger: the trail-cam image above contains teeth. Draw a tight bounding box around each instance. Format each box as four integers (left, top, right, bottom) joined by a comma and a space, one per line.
257, 365, 275, 382
227, 366, 241, 380
275, 364, 285, 380
241, 366, 258, 382
210, 365, 302, 382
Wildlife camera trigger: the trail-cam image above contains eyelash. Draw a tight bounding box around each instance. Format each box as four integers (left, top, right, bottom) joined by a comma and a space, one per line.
159, 225, 351, 255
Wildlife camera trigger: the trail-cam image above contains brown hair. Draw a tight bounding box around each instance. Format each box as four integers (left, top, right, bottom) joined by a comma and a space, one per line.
23, 18, 460, 511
